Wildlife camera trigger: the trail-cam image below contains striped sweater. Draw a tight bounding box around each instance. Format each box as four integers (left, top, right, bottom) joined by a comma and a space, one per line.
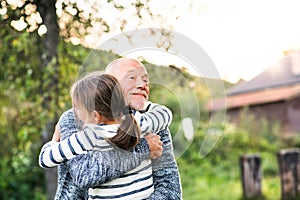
51, 103, 182, 200
39, 103, 173, 199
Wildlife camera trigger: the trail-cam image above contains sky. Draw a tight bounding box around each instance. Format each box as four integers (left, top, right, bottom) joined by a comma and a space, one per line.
71, 0, 300, 83
96, 0, 300, 83
171, 0, 300, 83
8, 0, 300, 83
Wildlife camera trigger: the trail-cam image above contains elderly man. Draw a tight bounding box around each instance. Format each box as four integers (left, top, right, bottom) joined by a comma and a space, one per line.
53, 58, 182, 199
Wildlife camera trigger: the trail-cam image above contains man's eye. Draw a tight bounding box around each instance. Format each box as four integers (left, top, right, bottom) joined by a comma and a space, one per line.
129, 76, 135, 79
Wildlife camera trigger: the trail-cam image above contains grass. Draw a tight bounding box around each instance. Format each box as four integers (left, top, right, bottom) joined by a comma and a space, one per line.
177, 156, 282, 200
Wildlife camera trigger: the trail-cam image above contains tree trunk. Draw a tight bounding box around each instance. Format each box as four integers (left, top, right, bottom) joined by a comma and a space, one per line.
36, 0, 60, 199
42, 122, 58, 200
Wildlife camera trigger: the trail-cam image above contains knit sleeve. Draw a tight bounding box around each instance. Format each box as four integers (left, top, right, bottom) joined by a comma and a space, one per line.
66, 138, 151, 188
38, 109, 79, 168
58, 109, 81, 140
145, 129, 182, 200
135, 102, 173, 134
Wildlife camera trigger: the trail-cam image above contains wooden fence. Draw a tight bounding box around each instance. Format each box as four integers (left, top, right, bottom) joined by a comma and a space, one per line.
240, 154, 262, 199
240, 148, 300, 200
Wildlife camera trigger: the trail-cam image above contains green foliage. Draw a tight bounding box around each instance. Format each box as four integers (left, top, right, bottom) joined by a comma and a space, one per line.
0, 27, 92, 199
0, 26, 47, 199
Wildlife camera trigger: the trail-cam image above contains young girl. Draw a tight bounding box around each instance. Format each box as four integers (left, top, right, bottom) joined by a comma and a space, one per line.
39, 73, 172, 199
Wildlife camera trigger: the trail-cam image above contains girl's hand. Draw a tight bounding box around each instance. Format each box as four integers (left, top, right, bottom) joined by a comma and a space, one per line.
145, 133, 163, 159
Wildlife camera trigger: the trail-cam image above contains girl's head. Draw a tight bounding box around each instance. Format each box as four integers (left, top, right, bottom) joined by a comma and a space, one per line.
71, 72, 124, 123
71, 72, 140, 151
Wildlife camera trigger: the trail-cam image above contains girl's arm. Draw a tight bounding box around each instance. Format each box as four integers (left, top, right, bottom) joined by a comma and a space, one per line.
38, 127, 96, 168
134, 102, 173, 134
38, 102, 169, 168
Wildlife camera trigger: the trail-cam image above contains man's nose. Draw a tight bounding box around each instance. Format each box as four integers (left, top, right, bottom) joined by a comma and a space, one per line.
136, 77, 147, 88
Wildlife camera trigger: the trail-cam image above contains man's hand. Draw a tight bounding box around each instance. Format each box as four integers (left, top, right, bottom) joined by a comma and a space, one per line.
52, 124, 61, 142
145, 133, 163, 160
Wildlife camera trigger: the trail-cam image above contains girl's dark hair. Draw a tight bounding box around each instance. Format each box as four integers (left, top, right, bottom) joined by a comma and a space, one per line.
71, 72, 140, 151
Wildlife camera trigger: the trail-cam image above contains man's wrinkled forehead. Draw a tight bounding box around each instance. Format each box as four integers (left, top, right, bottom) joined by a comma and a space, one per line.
106, 58, 144, 72
115, 61, 148, 79
125, 67, 148, 75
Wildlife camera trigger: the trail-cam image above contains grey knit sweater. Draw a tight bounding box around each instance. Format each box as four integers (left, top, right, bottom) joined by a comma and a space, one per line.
54, 109, 182, 200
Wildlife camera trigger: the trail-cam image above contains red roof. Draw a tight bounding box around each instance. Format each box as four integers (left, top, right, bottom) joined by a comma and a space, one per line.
208, 84, 300, 111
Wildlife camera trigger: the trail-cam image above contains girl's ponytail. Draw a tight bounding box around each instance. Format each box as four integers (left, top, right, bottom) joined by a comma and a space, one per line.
109, 107, 140, 151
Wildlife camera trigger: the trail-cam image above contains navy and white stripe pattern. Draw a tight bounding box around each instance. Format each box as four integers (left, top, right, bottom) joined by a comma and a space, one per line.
88, 160, 154, 200
136, 103, 172, 134
39, 124, 116, 168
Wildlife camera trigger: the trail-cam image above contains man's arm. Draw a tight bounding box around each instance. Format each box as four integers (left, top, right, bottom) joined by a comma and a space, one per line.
53, 110, 87, 200
146, 129, 182, 200
67, 138, 150, 188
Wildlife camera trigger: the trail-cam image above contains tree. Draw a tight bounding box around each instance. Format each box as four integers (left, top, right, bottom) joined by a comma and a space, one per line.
0, 0, 181, 198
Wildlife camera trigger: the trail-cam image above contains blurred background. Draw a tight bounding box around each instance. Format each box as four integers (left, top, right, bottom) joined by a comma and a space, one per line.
1, 0, 300, 199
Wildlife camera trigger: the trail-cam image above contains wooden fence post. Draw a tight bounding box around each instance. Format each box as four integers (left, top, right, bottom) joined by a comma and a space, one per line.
277, 148, 300, 200
240, 154, 262, 199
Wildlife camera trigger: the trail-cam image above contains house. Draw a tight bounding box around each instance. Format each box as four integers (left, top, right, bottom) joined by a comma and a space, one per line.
209, 49, 300, 134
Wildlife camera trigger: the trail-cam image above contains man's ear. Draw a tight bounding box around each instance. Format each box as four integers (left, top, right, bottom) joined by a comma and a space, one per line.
93, 111, 101, 123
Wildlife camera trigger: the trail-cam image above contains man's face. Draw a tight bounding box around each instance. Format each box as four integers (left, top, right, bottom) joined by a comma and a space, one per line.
113, 60, 149, 111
